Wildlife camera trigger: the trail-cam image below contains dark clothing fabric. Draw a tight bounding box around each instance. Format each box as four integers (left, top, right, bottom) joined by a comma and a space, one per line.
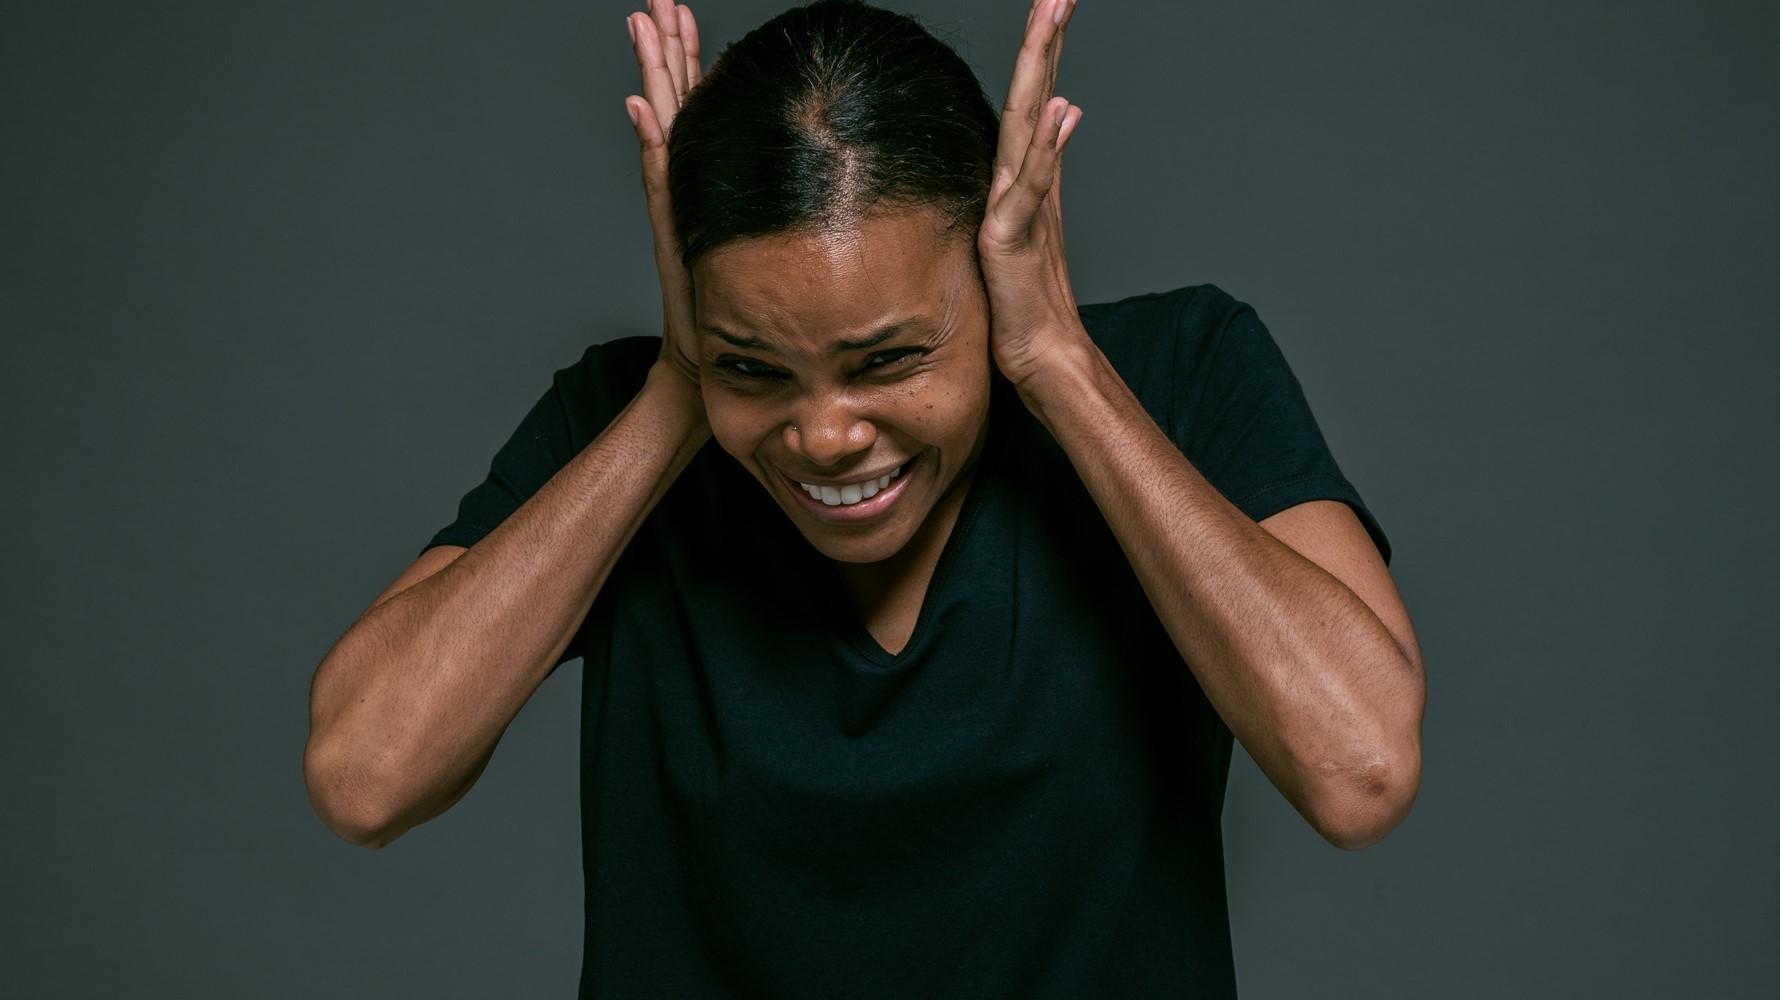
424, 284, 1388, 998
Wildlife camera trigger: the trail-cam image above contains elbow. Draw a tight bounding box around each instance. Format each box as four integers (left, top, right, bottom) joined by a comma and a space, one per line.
1309, 653, 1427, 851
303, 735, 406, 850
1308, 745, 1422, 852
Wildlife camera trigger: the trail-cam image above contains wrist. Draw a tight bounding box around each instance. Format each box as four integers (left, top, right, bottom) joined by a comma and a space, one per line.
1007, 324, 1107, 419
644, 358, 713, 445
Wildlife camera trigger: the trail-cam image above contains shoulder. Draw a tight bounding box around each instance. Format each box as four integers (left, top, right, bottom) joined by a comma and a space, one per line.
548, 336, 661, 449
1077, 284, 1249, 357
1074, 283, 1256, 433
1076, 283, 1255, 381
552, 335, 660, 402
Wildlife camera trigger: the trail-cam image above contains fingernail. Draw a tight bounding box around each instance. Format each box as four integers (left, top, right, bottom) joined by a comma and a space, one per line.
1053, 0, 1067, 25
626, 15, 636, 45
626, 100, 639, 127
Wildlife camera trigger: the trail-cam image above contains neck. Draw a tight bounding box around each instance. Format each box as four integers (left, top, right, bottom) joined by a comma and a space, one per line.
834, 466, 977, 652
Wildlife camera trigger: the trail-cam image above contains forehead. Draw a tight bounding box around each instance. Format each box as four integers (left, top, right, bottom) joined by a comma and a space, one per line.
692, 208, 972, 347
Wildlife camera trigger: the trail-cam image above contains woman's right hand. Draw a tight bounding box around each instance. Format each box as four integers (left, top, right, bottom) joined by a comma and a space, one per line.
624, 1, 703, 390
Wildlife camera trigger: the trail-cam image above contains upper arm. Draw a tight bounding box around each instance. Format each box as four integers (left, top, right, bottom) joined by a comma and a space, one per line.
1257, 499, 1423, 676
1168, 290, 1394, 567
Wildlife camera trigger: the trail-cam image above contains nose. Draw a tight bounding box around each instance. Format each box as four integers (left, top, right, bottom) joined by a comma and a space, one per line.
785, 391, 876, 468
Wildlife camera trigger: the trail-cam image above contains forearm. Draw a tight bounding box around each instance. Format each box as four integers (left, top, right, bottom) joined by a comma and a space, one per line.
1016, 334, 1421, 847
306, 363, 709, 846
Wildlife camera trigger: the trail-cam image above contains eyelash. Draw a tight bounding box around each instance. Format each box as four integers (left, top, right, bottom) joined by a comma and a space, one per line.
714, 349, 922, 381
860, 348, 921, 373
716, 357, 783, 379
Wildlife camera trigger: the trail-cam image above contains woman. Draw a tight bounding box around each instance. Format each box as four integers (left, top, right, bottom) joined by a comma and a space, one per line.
305, 1, 1426, 995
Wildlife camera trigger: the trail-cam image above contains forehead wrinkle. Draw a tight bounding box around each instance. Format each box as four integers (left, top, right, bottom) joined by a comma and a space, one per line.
701, 324, 775, 351
703, 315, 940, 360
694, 207, 973, 359
697, 279, 805, 352
704, 276, 932, 359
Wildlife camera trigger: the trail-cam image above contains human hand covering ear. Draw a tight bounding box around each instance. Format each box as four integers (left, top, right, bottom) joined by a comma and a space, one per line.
624, 0, 704, 389
980, 0, 1091, 393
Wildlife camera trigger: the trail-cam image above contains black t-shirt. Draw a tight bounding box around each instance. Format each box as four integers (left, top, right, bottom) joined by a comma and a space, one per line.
425, 284, 1388, 998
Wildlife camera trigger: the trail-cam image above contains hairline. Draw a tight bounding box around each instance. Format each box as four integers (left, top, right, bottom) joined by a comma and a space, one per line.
682, 195, 982, 269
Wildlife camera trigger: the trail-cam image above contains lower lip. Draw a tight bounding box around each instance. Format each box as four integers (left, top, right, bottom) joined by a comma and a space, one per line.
781, 456, 918, 523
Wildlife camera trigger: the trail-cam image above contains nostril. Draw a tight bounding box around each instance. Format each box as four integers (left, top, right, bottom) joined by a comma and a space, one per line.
788, 400, 874, 465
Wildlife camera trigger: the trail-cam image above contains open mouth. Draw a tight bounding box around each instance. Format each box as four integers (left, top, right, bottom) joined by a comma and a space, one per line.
795, 464, 905, 506
779, 455, 918, 522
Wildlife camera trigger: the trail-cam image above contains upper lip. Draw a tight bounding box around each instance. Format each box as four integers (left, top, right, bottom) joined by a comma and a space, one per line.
777, 458, 910, 489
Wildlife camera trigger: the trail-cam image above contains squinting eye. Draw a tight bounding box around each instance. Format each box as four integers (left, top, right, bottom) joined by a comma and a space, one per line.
862, 348, 920, 370
715, 357, 783, 379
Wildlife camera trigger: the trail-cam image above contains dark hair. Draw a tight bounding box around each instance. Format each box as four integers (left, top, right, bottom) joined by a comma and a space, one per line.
667, 0, 1000, 266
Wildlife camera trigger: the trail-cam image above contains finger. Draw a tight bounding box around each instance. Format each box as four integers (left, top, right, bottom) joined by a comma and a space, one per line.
649, 0, 688, 99
632, 14, 682, 136
1051, 104, 1082, 214
1049, 3, 1073, 99
1057, 102, 1083, 150
678, 5, 702, 90
988, 97, 1075, 242
998, 0, 1062, 160
997, 0, 1075, 183
625, 97, 673, 254
626, 97, 695, 326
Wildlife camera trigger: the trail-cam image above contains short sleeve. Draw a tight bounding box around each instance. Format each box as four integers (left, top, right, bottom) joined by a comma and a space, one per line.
421, 337, 659, 557
1175, 292, 1392, 565
421, 383, 576, 555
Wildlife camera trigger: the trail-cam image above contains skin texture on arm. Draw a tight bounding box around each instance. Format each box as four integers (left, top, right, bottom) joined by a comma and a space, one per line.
304, 368, 710, 848
304, 0, 711, 849
979, 0, 1424, 849
1021, 352, 1424, 850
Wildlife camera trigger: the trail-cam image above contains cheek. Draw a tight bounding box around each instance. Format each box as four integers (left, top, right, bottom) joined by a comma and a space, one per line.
871, 384, 987, 452
913, 364, 992, 442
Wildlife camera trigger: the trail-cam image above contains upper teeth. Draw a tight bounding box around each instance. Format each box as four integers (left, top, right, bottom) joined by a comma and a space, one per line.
799, 465, 903, 506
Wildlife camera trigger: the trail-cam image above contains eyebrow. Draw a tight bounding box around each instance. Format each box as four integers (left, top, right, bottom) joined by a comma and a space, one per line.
702, 320, 925, 359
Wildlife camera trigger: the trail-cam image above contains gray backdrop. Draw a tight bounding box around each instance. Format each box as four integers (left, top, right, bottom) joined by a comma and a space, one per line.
4, 0, 1776, 996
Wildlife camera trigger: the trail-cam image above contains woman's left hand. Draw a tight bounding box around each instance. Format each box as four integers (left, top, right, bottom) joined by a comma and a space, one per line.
980, 0, 1089, 393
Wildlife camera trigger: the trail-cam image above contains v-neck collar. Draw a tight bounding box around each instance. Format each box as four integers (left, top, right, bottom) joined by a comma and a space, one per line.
812, 376, 1017, 668
821, 466, 991, 667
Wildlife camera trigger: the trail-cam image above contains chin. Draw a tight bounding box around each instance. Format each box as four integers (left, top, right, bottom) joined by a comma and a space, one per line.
768, 494, 919, 564
797, 527, 913, 566
728, 446, 929, 563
